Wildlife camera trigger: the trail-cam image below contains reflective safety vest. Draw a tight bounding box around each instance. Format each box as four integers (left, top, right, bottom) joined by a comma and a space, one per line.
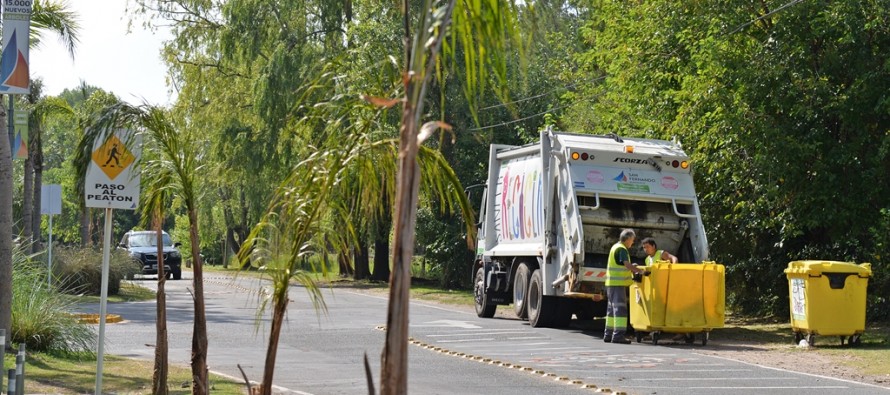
645, 250, 664, 266
605, 242, 633, 287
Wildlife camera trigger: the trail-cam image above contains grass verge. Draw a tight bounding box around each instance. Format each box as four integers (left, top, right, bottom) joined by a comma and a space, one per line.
73, 282, 158, 304
2, 352, 246, 394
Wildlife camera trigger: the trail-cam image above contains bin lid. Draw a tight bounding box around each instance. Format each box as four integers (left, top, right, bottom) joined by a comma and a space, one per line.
784, 260, 872, 277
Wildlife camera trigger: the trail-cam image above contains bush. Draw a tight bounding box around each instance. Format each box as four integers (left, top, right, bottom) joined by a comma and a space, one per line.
415, 207, 473, 289
12, 243, 96, 353
52, 246, 140, 296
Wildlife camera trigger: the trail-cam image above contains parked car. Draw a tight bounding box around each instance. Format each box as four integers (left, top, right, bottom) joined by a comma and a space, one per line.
119, 230, 183, 280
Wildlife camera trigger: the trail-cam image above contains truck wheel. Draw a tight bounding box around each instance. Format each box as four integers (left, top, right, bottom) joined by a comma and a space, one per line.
172, 268, 182, 280
527, 269, 554, 327
513, 263, 532, 320
474, 267, 496, 318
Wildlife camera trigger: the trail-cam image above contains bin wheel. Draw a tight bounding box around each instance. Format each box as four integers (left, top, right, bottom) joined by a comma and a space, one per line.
806, 334, 815, 347
839, 336, 846, 346
850, 334, 862, 347
635, 333, 643, 343
794, 332, 803, 344
702, 332, 709, 346
652, 332, 660, 345
685, 334, 695, 344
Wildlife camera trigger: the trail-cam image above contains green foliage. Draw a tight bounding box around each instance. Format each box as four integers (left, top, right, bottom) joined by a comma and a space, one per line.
415, 207, 471, 288
11, 243, 96, 353
52, 246, 138, 296
563, 0, 890, 319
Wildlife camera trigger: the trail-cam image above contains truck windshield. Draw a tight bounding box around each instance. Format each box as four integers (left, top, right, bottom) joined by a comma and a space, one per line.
129, 234, 173, 247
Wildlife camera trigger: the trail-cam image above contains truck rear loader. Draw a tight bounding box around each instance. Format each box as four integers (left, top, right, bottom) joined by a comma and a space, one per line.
471, 128, 709, 327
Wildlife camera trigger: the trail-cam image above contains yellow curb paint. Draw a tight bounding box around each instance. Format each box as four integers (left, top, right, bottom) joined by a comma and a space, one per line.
74, 314, 123, 324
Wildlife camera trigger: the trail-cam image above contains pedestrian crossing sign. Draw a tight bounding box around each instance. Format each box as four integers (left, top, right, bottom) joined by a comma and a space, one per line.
91, 134, 134, 180
85, 129, 140, 210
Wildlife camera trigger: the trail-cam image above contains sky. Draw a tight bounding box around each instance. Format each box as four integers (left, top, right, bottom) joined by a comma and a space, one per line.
30, 1, 174, 106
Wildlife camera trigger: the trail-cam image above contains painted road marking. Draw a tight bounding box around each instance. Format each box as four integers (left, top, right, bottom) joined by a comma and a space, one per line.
412, 319, 481, 329
427, 331, 527, 337
636, 377, 795, 381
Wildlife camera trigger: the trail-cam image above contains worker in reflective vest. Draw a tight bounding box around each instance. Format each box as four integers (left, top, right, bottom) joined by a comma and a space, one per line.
604, 229, 646, 344
641, 237, 678, 266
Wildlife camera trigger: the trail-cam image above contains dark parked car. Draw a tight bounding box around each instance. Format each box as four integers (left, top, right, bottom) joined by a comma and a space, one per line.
119, 230, 183, 280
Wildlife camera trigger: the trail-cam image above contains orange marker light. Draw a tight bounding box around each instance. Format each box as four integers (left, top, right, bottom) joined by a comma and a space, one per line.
624, 145, 635, 153
571, 152, 580, 160
680, 161, 689, 169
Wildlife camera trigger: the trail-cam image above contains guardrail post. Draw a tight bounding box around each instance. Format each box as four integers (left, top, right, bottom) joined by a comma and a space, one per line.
0, 329, 5, 392
15, 354, 23, 395
16, 344, 24, 395
7, 368, 15, 395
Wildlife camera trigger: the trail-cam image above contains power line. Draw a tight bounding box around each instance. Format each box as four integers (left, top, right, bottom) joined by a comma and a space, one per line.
466, 0, 807, 132
725, 0, 807, 36
468, 96, 596, 132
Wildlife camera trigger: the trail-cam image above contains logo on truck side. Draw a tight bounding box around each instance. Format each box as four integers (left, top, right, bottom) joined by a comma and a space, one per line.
499, 166, 543, 241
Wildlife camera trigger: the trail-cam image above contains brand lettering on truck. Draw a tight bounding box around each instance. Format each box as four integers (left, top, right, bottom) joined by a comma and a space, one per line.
613, 157, 651, 165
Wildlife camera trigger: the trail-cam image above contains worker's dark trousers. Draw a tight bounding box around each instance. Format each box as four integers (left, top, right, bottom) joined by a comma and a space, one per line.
604, 285, 628, 341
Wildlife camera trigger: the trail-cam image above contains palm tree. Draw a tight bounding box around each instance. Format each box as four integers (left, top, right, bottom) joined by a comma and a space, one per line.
0, 0, 79, 351
379, 1, 522, 393
73, 102, 211, 393
143, 186, 173, 395
22, 79, 75, 253
239, 129, 474, 394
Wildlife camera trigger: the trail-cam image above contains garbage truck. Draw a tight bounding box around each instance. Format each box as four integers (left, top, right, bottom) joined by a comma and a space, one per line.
470, 128, 710, 327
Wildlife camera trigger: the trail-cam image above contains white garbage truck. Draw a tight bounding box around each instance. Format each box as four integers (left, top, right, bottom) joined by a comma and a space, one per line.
470, 128, 710, 327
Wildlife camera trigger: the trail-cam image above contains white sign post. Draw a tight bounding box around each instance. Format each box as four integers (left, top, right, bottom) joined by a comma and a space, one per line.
85, 129, 140, 395
40, 184, 61, 285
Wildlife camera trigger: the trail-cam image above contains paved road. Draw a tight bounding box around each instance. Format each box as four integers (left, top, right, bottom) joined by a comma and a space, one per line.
82, 272, 890, 395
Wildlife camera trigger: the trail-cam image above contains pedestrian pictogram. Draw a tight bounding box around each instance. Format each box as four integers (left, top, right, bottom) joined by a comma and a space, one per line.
91, 135, 134, 180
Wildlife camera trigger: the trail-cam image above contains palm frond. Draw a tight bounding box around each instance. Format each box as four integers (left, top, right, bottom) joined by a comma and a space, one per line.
31, 0, 80, 58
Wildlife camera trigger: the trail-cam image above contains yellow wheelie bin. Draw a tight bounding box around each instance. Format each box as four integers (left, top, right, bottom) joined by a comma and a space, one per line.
630, 262, 725, 346
785, 260, 871, 347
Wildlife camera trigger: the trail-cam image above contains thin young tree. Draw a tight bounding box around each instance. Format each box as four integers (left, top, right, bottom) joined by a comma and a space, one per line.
139, 174, 175, 394
74, 102, 211, 393
240, 131, 474, 394
379, 1, 523, 392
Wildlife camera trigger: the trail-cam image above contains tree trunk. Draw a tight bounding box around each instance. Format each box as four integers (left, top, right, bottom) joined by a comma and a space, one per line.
260, 292, 289, 395
188, 208, 209, 394
22, 150, 33, 247
0, 100, 13, 349
338, 250, 354, 278
153, 211, 169, 395
79, 205, 88, 246
31, 126, 43, 252
380, 89, 421, 395
372, 235, 390, 281
353, 237, 370, 280
372, 190, 391, 282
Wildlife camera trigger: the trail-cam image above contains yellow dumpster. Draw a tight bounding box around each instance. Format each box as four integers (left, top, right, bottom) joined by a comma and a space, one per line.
630, 262, 725, 346
785, 260, 871, 347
